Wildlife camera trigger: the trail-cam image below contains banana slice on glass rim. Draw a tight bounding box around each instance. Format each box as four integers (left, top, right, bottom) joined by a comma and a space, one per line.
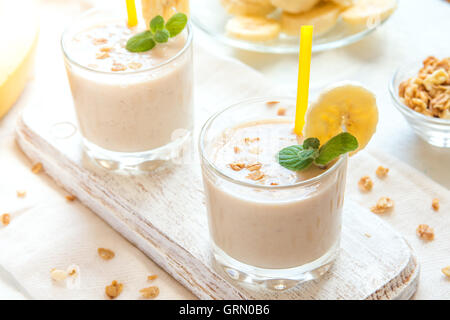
281, 2, 342, 36
303, 82, 378, 155
226, 15, 281, 41
221, 0, 276, 16
341, 0, 397, 26
141, 0, 189, 25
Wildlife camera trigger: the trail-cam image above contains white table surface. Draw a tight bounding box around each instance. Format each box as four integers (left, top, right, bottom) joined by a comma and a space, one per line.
0, 0, 449, 299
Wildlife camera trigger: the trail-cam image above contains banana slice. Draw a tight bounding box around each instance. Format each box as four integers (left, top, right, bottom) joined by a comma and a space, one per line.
327, 0, 355, 7
281, 2, 341, 36
226, 16, 281, 41
341, 0, 397, 25
141, 0, 190, 26
221, 0, 275, 16
304, 82, 378, 154
270, 0, 320, 14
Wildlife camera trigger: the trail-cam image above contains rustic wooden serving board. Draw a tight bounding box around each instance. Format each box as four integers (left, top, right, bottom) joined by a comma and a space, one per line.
16, 46, 419, 300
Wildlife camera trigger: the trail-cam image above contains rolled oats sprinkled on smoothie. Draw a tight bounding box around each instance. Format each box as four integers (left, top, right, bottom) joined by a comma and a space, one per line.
140, 286, 159, 299
244, 137, 260, 144
371, 197, 394, 214
246, 170, 265, 181
376, 166, 389, 178
416, 224, 434, 241
442, 266, 450, 278
398, 56, 450, 119
31, 162, 43, 174
50, 268, 68, 281
105, 280, 123, 299
65, 195, 76, 202
92, 38, 108, 45
111, 63, 127, 72
100, 46, 113, 52
246, 163, 262, 172
277, 107, 287, 116
432, 198, 440, 211
1, 213, 10, 226
229, 163, 245, 171
98, 248, 115, 260
233, 146, 240, 154
128, 62, 143, 70
147, 275, 158, 281
358, 176, 373, 192
16, 190, 27, 198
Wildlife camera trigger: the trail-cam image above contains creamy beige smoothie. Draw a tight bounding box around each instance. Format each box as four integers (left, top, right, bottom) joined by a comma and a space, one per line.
202, 119, 346, 270
62, 16, 193, 154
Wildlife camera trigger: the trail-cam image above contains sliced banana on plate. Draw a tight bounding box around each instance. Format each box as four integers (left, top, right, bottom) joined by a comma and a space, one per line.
341, 0, 397, 25
281, 2, 342, 36
141, 0, 190, 25
226, 15, 281, 41
221, 0, 276, 16
270, 0, 320, 14
304, 82, 378, 154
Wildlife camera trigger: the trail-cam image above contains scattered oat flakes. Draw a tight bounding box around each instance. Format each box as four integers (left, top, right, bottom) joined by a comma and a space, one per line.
371, 197, 394, 214
432, 198, 440, 211
233, 146, 240, 154
111, 63, 127, 72
98, 248, 115, 260
246, 170, 264, 181
1, 213, 10, 226
246, 163, 262, 172
147, 274, 158, 281
92, 38, 108, 45
100, 46, 113, 52
105, 280, 123, 299
140, 286, 159, 299
128, 62, 143, 70
376, 166, 389, 178
31, 162, 43, 174
416, 224, 434, 241
96, 52, 110, 59
442, 266, 450, 277
16, 190, 26, 198
65, 195, 76, 202
50, 268, 68, 281
364, 233, 372, 238
358, 176, 373, 192
277, 107, 287, 116
266, 101, 280, 106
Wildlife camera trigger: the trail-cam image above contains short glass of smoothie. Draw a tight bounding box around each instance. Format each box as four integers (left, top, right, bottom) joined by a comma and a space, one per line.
199, 97, 347, 290
61, 9, 193, 170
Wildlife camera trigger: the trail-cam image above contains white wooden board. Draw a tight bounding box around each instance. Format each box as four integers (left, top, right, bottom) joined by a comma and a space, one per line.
15, 46, 419, 299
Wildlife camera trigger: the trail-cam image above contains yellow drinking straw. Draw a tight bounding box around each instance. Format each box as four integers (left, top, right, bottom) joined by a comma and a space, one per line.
294, 25, 314, 136
126, 0, 138, 27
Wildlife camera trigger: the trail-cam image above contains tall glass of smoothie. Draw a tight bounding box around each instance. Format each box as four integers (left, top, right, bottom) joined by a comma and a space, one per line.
61, 9, 193, 170
199, 97, 348, 290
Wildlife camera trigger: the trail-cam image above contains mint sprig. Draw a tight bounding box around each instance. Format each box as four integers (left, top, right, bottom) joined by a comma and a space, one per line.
278, 132, 358, 171
126, 13, 187, 53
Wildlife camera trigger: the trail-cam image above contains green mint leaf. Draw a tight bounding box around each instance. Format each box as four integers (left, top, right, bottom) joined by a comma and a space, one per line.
126, 31, 155, 52
154, 29, 170, 43
150, 15, 165, 33
315, 132, 358, 165
165, 12, 188, 37
303, 138, 320, 150
278, 146, 318, 171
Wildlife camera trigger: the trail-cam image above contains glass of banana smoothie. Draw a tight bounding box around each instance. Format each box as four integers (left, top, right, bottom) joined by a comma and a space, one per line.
199, 97, 348, 290
61, 9, 193, 170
